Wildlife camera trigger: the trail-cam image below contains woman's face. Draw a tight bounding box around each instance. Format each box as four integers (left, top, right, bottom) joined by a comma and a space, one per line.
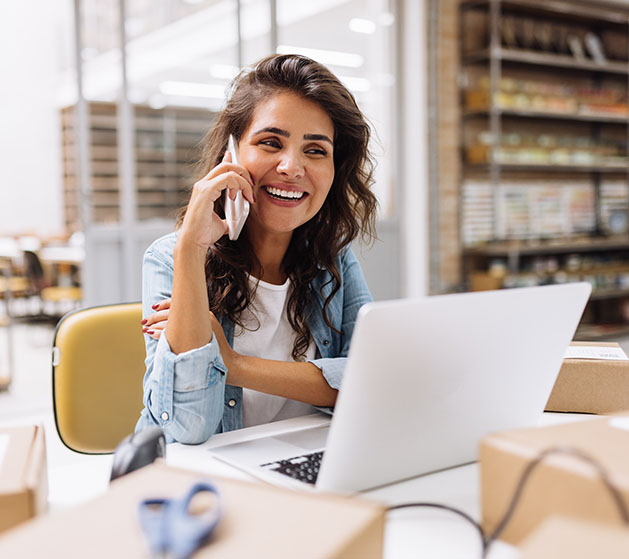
237, 90, 335, 238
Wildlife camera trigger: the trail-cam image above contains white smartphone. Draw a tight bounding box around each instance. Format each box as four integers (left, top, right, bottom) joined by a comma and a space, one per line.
225, 135, 250, 241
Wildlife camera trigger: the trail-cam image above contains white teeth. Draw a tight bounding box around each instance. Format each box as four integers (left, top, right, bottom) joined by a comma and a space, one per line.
266, 186, 305, 200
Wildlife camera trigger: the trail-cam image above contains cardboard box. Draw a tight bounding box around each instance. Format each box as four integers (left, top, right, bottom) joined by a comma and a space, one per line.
0, 425, 47, 534
546, 341, 629, 414
0, 461, 385, 558
480, 413, 629, 545
520, 516, 629, 558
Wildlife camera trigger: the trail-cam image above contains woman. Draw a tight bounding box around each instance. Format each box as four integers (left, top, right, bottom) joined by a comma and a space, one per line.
136, 54, 378, 444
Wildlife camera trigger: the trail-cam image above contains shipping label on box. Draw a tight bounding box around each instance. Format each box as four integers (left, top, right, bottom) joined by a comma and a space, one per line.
480, 413, 629, 545
0, 425, 47, 534
546, 341, 629, 414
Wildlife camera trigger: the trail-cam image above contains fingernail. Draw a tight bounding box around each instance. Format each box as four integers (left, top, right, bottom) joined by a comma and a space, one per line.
152, 303, 158, 309
146, 330, 155, 335
141, 318, 147, 325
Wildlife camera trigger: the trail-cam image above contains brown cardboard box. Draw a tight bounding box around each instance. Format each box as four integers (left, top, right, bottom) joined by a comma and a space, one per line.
0, 461, 385, 558
0, 425, 47, 534
480, 413, 629, 545
546, 341, 629, 414
520, 516, 629, 558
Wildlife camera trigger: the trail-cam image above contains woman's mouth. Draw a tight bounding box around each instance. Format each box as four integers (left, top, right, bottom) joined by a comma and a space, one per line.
263, 185, 307, 201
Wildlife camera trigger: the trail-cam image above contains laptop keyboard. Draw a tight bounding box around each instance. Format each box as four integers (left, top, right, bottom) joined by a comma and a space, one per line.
261, 451, 324, 485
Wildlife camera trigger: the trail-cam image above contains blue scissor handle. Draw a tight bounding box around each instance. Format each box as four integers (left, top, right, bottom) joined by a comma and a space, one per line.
139, 481, 222, 559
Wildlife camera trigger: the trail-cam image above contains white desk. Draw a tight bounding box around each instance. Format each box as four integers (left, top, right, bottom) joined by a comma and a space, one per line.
42, 411, 589, 558
163, 412, 590, 558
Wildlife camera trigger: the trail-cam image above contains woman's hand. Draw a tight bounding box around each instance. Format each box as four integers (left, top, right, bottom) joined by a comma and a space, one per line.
141, 299, 237, 367
141, 298, 171, 340
177, 151, 255, 250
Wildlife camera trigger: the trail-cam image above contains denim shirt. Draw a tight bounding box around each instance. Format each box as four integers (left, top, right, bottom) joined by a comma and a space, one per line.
135, 232, 373, 444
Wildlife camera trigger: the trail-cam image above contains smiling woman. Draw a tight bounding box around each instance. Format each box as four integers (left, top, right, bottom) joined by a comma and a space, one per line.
135, 54, 378, 444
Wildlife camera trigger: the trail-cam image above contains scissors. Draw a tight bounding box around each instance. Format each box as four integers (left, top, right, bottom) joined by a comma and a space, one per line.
138, 481, 222, 559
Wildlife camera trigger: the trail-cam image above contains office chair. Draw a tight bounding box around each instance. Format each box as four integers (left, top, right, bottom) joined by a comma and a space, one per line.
52, 302, 146, 454
23, 250, 83, 318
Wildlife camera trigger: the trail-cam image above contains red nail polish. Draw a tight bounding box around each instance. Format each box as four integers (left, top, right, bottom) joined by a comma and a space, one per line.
152, 303, 158, 309
141, 318, 147, 325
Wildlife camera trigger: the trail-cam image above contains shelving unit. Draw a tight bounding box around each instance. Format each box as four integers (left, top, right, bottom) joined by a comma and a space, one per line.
459, 0, 629, 338
61, 102, 213, 231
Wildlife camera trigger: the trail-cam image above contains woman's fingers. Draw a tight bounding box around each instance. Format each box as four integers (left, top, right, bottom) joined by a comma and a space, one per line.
198, 154, 255, 205
145, 310, 169, 328
143, 319, 167, 339
151, 298, 171, 311
223, 170, 255, 205
141, 298, 171, 332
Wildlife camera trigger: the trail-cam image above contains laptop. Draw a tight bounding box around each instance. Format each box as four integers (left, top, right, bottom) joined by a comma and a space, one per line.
210, 282, 591, 493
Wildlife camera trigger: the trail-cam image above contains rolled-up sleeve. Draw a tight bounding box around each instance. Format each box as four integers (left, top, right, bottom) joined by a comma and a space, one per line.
135, 233, 228, 444
141, 332, 227, 443
308, 248, 372, 391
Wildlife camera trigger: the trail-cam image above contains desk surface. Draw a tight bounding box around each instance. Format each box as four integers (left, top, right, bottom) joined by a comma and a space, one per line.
163, 412, 590, 559
42, 411, 590, 559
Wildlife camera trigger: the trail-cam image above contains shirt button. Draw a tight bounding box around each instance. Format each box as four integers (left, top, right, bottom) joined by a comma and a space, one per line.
161, 411, 169, 421
323, 339, 330, 346
228, 399, 237, 408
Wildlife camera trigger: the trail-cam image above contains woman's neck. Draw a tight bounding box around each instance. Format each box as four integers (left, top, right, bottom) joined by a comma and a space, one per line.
246, 227, 292, 285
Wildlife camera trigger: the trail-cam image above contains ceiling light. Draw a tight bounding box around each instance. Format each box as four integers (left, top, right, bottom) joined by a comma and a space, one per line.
276, 45, 363, 68
159, 81, 226, 98
349, 18, 376, 34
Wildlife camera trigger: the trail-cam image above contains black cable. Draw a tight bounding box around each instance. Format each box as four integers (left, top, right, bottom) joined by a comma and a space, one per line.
483, 445, 629, 552
385, 445, 629, 558
386, 502, 487, 555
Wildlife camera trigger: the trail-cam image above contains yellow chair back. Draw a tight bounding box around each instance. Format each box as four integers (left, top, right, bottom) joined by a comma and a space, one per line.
52, 303, 145, 453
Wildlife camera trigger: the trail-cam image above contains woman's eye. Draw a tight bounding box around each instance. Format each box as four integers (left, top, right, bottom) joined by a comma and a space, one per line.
306, 147, 328, 156
260, 138, 281, 149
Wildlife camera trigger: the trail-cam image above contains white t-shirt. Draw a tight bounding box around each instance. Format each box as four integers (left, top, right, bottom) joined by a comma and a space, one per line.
233, 276, 317, 428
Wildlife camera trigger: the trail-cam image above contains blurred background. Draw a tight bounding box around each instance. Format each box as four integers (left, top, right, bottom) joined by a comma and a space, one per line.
4, 0, 629, 426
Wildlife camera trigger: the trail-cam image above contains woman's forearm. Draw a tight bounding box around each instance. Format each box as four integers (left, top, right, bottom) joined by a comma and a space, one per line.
228, 355, 338, 407
168, 237, 214, 354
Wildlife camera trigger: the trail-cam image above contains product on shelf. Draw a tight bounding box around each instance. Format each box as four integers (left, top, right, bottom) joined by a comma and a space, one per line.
466, 131, 627, 168
462, 179, 596, 245
465, 77, 628, 117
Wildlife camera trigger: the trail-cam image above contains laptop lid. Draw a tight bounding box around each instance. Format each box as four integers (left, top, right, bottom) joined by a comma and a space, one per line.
316, 282, 591, 492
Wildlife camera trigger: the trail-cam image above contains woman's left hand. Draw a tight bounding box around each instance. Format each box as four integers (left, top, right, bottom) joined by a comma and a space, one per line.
142, 300, 238, 368
142, 298, 171, 340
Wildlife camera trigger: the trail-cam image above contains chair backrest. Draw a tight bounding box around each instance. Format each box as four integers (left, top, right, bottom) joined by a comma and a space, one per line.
52, 303, 146, 454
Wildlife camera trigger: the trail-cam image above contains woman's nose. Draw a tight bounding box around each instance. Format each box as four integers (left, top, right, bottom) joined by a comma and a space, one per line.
276, 150, 304, 179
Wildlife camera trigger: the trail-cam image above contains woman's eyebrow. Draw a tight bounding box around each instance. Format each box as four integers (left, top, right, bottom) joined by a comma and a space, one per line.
304, 133, 333, 145
252, 127, 333, 145
253, 126, 289, 137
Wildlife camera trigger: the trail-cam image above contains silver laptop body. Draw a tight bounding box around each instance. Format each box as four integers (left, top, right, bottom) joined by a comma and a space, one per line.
210, 283, 591, 493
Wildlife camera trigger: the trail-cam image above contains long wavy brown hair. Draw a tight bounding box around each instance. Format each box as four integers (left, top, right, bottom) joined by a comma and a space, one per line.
178, 54, 378, 360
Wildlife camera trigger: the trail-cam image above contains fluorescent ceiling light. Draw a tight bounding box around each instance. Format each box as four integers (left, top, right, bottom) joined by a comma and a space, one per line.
209, 64, 240, 80
159, 81, 226, 98
349, 18, 375, 34
339, 76, 370, 93
276, 45, 363, 68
